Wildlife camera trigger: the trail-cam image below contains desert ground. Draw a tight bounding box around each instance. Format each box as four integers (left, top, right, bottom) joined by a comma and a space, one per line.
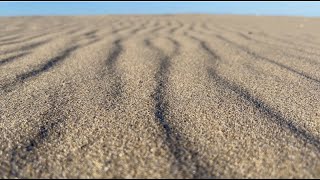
0, 15, 319, 178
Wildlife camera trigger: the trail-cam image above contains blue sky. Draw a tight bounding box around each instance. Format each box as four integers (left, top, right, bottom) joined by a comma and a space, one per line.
1, 2, 320, 17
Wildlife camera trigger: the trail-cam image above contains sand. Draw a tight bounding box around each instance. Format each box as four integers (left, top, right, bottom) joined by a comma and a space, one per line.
0, 15, 319, 178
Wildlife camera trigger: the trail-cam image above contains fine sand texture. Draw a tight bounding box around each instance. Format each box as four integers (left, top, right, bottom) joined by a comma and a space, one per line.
0, 15, 320, 178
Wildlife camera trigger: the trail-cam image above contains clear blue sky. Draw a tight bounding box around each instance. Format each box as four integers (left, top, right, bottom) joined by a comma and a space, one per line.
1, 2, 320, 17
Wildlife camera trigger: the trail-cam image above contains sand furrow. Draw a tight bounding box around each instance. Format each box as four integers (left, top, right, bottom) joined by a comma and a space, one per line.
102, 39, 124, 110
214, 34, 320, 84
9, 89, 71, 178
0, 52, 30, 66
1, 39, 52, 55
1, 46, 79, 93
207, 68, 320, 152
196, 24, 320, 66
0, 38, 110, 178
0, 35, 22, 43
175, 32, 319, 177
169, 20, 183, 34
146, 38, 215, 178
235, 32, 320, 63
0, 23, 77, 47
204, 23, 320, 62
185, 29, 319, 146
201, 23, 320, 59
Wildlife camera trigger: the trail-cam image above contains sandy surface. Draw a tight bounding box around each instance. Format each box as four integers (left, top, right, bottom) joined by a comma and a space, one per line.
0, 15, 319, 178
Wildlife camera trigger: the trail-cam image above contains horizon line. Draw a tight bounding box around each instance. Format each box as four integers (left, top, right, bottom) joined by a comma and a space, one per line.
1, 12, 319, 18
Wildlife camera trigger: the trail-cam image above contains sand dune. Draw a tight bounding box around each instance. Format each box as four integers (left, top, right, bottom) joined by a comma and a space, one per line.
0, 15, 319, 178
